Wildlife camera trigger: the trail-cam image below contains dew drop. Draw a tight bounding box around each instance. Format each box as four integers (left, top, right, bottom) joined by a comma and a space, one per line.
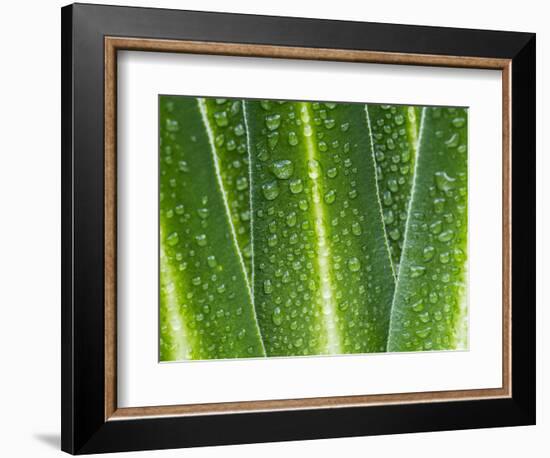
271, 159, 294, 179
267, 233, 278, 247
272, 307, 283, 325
387, 178, 399, 193
347, 257, 361, 272
166, 232, 179, 247
327, 167, 338, 178
265, 113, 281, 131
430, 220, 443, 235
324, 189, 336, 204
434, 171, 456, 192
287, 131, 299, 146
286, 212, 297, 227
165, 119, 179, 132
289, 178, 304, 194
308, 160, 321, 179
197, 208, 209, 219
412, 299, 424, 312
445, 133, 460, 148
433, 197, 445, 214
207, 255, 217, 268
423, 246, 435, 261
419, 312, 430, 323
410, 265, 426, 277
438, 230, 454, 242
236, 176, 248, 191
267, 131, 279, 150
178, 161, 189, 172
352, 222, 362, 236
416, 327, 431, 338
384, 210, 395, 225
324, 118, 336, 129
262, 181, 280, 200
382, 191, 393, 206
389, 228, 401, 241
338, 301, 349, 311
452, 117, 466, 128
215, 134, 225, 147
234, 123, 245, 136
213, 111, 229, 127
453, 248, 466, 262
300, 105, 311, 122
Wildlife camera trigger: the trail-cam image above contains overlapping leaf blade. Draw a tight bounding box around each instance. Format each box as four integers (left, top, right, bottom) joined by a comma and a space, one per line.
202, 98, 253, 279
245, 100, 395, 356
367, 104, 419, 273
387, 107, 468, 351
159, 96, 265, 361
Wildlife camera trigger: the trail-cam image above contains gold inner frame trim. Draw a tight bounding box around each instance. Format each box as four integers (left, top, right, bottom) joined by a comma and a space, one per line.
104, 36, 512, 421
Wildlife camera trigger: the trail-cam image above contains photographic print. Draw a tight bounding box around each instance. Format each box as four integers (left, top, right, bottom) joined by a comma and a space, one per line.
159, 96, 468, 361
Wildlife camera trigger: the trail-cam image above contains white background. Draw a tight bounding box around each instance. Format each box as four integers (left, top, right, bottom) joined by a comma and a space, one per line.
118, 52, 502, 407
0, 0, 545, 457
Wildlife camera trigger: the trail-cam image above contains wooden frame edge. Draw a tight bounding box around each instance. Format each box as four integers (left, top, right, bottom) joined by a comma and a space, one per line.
104, 36, 512, 421
105, 38, 118, 420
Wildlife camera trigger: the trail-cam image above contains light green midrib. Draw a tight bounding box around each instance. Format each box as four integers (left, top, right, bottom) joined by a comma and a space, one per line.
455, 257, 469, 350
386, 107, 426, 351
299, 102, 341, 355
199, 98, 267, 357
406, 106, 419, 167
160, 224, 190, 361
452, 113, 469, 350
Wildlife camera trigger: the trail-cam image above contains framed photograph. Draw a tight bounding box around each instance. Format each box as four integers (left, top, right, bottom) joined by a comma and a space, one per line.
61, 3, 536, 454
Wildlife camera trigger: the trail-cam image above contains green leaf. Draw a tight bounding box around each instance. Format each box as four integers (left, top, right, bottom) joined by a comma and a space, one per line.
159, 96, 265, 361
201, 98, 253, 279
387, 107, 468, 352
245, 100, 395, 356
367, 104, 419, 272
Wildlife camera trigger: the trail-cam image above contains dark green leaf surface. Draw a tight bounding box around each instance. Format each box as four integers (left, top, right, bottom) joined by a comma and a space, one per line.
159, 96, 265, 361
245, 100, 395, 356
367, 104, 419, 272
387, 107, 468, 352
202, 98, 253, 279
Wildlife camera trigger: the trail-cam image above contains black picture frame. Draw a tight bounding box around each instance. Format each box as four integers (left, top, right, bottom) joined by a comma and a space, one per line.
61, 3, 536, 454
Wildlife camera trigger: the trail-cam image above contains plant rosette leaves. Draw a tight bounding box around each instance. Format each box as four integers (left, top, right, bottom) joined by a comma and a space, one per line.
159, 96, 468, 360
